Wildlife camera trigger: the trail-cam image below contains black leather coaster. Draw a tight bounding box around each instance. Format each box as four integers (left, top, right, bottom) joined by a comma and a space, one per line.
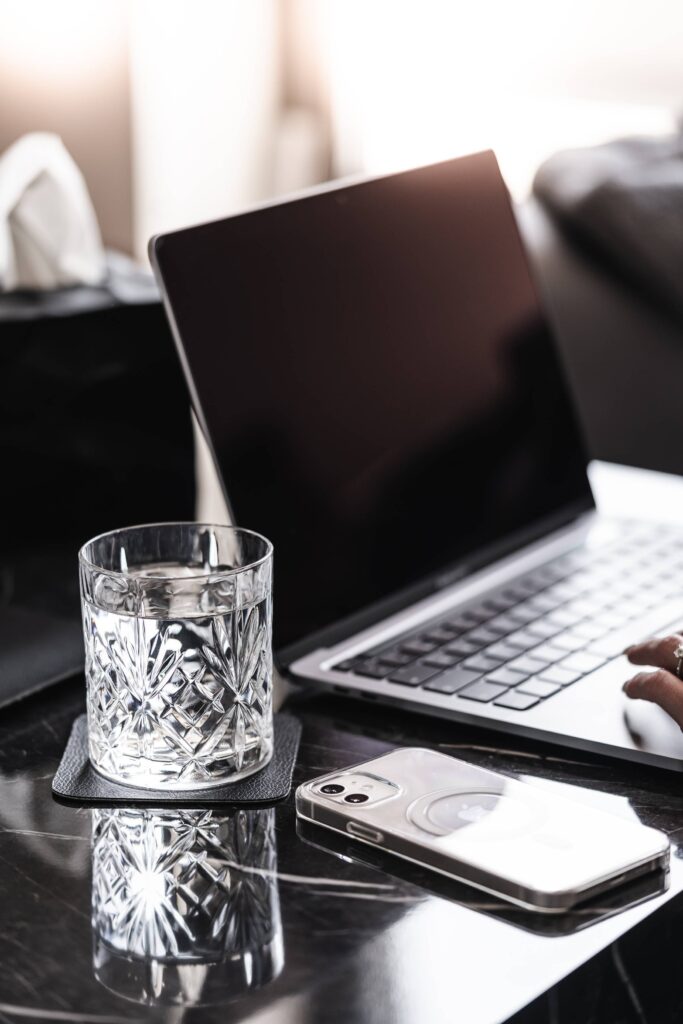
52, 713, 301, 806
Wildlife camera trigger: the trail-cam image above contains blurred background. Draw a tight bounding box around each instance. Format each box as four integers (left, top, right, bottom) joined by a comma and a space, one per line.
1, 0, 681, 259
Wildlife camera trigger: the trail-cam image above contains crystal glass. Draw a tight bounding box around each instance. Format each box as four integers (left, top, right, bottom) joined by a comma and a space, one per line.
79, 523, 273, 789
91, 806, 283, 1007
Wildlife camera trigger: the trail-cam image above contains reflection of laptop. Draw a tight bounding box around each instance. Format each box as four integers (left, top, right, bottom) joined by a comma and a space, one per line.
151, 151, 683, 770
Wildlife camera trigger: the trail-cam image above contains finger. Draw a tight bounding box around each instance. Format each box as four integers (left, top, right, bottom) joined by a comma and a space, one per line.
624, 634, 683, 673
623, 669, 683, 730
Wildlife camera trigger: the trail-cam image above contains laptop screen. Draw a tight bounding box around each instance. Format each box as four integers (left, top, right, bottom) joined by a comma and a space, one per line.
153, 152, 593, 659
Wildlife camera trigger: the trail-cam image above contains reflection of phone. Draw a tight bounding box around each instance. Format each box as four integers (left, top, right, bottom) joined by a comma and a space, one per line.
295, 748, 670, 913
295, 817, 669, 936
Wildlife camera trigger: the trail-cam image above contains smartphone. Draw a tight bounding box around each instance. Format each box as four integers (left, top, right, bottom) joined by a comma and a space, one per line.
295, 748, 670, 913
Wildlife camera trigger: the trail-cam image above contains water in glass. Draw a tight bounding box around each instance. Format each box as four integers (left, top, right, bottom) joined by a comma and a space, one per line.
80, 526, 273, 789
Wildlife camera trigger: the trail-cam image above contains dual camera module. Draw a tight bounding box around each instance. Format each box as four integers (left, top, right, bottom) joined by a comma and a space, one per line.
320, 783, 368, 803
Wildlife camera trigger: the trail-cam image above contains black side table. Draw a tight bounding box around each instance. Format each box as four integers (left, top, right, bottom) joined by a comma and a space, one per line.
0, 252, 195, 706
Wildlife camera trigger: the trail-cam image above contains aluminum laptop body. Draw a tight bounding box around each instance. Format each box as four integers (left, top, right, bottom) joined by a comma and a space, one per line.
150, 151, 683, 771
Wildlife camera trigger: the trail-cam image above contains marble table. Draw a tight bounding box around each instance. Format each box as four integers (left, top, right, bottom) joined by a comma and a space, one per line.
2, 462, 683, 1024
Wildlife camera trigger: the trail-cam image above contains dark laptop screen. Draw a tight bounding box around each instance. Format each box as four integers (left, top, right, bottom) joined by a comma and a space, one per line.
153, 152, 593, 658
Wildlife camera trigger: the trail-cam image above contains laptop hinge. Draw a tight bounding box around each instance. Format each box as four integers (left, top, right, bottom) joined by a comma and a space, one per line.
276, 498, 595, 671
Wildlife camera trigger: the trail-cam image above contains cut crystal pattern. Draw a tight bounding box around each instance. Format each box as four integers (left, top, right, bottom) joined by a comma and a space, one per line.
91, 807, 283, 1006
84, 593, 273, 787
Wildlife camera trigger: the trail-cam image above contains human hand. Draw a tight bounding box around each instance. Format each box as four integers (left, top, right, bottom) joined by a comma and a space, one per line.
623, 634, 683, 730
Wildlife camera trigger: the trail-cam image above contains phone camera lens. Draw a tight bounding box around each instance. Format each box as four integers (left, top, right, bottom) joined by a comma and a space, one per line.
344, 793, 369, 804
320, 783, 345, 795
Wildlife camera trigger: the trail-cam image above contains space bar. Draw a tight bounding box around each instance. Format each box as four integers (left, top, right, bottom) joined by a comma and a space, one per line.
587, 600, 683, 659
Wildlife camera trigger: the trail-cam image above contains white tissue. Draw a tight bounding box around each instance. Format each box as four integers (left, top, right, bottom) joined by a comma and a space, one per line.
0, 132, 106, 291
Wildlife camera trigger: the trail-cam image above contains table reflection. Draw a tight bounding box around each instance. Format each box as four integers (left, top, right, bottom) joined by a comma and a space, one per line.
91, 806, 283, 1007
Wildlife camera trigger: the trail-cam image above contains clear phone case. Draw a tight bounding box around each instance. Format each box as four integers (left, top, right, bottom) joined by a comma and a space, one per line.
296, 748, 669, 912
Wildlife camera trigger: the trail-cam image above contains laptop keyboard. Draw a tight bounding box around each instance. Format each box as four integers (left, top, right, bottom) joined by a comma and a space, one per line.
330, 526, 682, 712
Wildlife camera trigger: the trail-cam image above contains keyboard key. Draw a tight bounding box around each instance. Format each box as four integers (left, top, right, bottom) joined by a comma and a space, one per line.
442, 615, 468, 632
494, 691, 540, 710
548, 607, 584, 628
549, 631, 587, 653
559, 651, 607, 674
364, 637, 399, 655
517, 677, 561, 698
585, 631, 634, 659
526, 643, 566, 664
448, 608, 490, 629
527, 569, 557, 589
401, 639, 438, 657
481, 595, 517, 613
594, 610, 630, 630
507, 604, 538, 626
559, 550, 592, 570
511, 577, 544, 598
441, 619, 468, 634
505, 629, 543, 651
333, 657, 366, 672
487, 613, 520, 634
468, 604, 496, 623
377, 650, 415, 668
445, 639, 482, 657
389, 663, 440, 686
540, 665, 582, 686
355, 659, 394, 679
629, 594, 662, 614
421, 627, 459, 645
466, 627, 502, 646
485, 667, 530, 686
572, 620, 607, 641
527, 592, 563, 613
439, 618, 466, 636
526, 618, 561, 640
422, 651, 462, 670
485, 641, 523, 661
567, 598, 608, 617
462, 654, 505, 673
609, 578, 638, 597
536, 562, 568, 581
570, 567, 602, 588
477, 618, 514, 638
550, 581, 585, 600
647, 584, 676, 602
424, 666, 482, 694
508, 654, 553, 675
458, 680, 509, 703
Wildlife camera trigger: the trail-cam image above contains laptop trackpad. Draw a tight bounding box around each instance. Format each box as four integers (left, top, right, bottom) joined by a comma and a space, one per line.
624, 700, 683, 759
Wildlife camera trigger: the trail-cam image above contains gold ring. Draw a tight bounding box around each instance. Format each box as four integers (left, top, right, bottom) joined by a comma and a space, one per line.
674, 641, 683, 680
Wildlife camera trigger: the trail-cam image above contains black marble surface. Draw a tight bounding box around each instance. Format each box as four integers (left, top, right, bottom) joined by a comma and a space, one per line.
2, 679, 683, 1024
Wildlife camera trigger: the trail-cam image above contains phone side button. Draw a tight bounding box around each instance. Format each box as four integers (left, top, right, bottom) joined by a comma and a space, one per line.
347, 821, 384, 843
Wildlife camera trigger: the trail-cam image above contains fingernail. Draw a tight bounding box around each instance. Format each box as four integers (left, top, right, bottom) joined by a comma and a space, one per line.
622, 680, 631, 694
623, 646, 635, 655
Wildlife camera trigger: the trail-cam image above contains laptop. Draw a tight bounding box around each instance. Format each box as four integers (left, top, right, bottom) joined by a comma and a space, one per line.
150, 150, 683, 771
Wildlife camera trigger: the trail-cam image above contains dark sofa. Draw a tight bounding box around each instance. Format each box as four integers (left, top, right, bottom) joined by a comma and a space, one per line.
519, 199, 683, 478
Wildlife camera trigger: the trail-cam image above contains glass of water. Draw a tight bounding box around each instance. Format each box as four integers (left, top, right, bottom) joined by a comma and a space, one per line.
79, 523, 273, 789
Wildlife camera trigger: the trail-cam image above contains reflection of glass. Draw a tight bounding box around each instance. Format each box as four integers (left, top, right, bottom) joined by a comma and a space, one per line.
92, 807, 283, 1007
79, 523, 274, 789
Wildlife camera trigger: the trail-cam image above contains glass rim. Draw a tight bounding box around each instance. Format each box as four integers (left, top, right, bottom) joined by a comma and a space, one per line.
78, 522, 273, 581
